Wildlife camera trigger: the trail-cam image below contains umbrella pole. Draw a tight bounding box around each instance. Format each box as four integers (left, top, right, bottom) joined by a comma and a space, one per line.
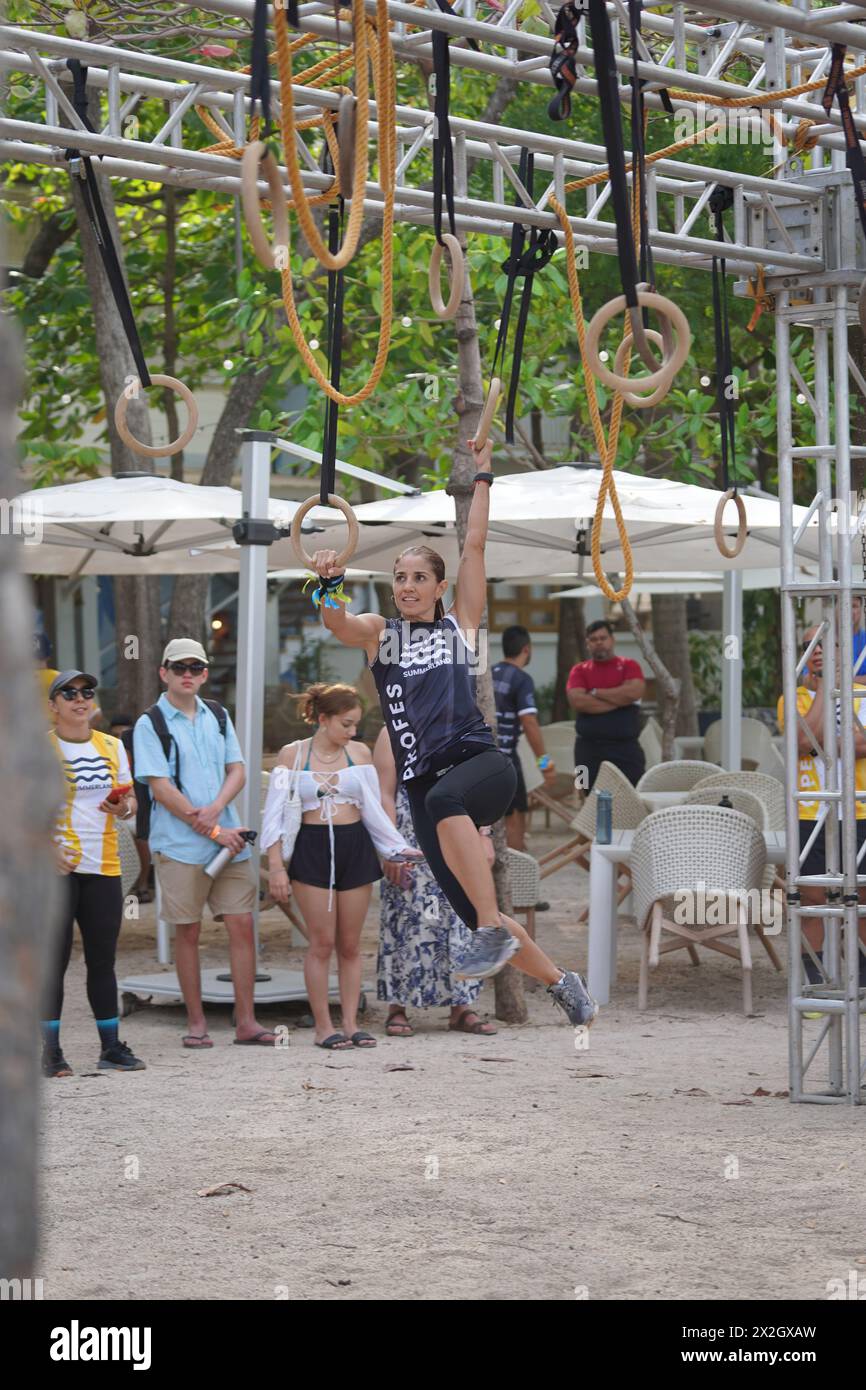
235, 433, 271, 976
721, 570, 743, 771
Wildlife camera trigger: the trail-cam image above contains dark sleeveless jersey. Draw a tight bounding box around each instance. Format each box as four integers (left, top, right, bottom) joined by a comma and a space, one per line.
370, 614, 494, 781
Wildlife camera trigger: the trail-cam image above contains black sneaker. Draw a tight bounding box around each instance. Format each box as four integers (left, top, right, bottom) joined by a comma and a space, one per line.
98, 1040, 146, 1072
547, 970, 599, 1028
42, 1044, 73, 1079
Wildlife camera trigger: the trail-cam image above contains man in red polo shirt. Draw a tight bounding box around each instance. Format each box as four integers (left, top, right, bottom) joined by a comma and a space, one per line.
566, 619, 646, 789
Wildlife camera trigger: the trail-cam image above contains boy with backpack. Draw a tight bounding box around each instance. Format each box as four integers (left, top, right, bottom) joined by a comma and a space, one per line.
133, 639, 279, 1049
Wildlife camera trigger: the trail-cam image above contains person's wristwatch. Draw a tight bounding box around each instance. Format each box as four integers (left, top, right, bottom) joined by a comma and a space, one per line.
590, 688, 598, 698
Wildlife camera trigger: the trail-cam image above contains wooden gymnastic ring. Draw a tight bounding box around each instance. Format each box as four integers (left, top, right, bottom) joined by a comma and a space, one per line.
240, 140, 290, 271
428, 233, 465, 321
337, 93, 356, 198
585, 290, 691, 396
613, 329, 671, 409
713, 488, 748, 559
290, 493, 359, 570
474, 376, 502, 447
114, 374, 198, 458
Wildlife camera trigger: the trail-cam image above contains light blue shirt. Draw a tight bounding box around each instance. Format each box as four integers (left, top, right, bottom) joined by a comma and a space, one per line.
133, 693, 249, 865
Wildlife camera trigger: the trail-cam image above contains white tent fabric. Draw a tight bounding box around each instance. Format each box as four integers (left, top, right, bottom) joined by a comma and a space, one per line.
14, 474, 300, 575
273, 467, 820, 581
552, 566, 820, 598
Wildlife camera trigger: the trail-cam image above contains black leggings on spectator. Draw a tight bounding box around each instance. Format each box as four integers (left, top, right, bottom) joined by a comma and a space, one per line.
405, 747, 517, 931
45, 873, 123, 1021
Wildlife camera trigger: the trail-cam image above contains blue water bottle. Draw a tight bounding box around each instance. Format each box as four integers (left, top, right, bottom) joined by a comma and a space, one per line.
596, 790, 613, 844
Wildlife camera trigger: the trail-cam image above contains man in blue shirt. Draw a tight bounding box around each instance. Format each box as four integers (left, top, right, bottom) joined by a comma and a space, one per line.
133, 638, 278, 1049
491, 626, 555, 851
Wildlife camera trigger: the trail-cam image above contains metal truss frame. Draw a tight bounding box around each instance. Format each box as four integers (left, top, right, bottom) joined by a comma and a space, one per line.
3, 0, 866, 1100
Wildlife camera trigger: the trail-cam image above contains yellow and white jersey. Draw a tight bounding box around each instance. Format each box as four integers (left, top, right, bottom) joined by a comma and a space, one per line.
50, 731, 131, 876
777, 685, 866, 821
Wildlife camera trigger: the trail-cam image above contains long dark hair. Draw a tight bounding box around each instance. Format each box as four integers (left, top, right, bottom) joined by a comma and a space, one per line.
393, 546, 446, 621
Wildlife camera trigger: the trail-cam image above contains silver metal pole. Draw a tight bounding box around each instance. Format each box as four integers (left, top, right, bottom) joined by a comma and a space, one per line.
721, 569, 743, 770
235, 433, 272, 955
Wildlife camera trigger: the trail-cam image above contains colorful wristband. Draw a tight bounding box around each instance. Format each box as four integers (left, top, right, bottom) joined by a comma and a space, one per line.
537, 754, 552, 770
302, 571, 350, 610
209, 825, 221, 841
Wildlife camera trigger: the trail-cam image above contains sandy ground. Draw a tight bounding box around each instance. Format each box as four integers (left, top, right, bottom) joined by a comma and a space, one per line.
38, 826, 866, 1303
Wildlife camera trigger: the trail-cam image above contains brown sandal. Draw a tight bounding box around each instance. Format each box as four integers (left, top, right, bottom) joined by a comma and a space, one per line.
449, 1010, 497, 1035
385, 1009, 414, 1037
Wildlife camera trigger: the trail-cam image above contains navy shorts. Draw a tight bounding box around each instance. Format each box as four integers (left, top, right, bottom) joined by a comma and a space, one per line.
289, 822, 382, 891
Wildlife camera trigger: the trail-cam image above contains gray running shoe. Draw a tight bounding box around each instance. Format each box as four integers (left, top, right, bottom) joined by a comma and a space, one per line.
454, 925, 520, 980
547, 970, 599, 1027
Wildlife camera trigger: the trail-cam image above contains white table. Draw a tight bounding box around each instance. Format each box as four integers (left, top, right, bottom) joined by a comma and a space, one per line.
587, 829, 786, 1005
640, 790, 689, 814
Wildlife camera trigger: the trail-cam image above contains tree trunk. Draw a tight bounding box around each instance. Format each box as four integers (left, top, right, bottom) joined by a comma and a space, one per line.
650, 594, 698, 737
449, 248, 526, 1025
0, 310, 62, 1279
619, 596, 680, 758
552, 596, 585, 722
162, 186, 184, 483
65, 88, 162, 714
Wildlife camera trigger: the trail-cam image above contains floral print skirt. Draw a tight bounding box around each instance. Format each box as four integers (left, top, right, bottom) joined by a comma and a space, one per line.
377, 787, 482, 1008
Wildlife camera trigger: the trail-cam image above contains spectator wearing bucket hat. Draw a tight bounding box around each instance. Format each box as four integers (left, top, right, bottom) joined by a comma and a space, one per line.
44, 670, 145, 1078
133, 638, 278, 1049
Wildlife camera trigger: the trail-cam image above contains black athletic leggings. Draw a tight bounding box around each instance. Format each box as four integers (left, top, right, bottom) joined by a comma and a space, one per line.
45, 873, 123, 1021
405, 746, 517, 931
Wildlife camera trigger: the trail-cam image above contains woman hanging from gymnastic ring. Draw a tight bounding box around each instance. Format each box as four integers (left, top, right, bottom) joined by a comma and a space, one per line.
310, 436, 598, 1028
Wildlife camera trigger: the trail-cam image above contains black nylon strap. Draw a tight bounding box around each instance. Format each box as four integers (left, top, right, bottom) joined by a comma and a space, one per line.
64, 60, 151, 388
821, 45, 866, 247
587, 0, 640, 310
249, 0, 273, 132
628, 0, 653, 291
709, 185, 735, 493
321, 197, 345, 503
431, 28, 457, 245
432, 0, 480, 53
490, 150, 557, 442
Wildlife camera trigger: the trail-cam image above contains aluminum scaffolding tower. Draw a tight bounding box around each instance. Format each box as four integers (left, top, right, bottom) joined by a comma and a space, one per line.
3, 1, 866, 1099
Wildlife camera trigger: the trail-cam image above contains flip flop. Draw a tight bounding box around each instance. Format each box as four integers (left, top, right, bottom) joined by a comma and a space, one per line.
315, 1033, 353, 1050
233, 1030, 279, 1046
449, 1011, 497, 1035
349, 1031, 377, 1048
182, 1033, 213, 1049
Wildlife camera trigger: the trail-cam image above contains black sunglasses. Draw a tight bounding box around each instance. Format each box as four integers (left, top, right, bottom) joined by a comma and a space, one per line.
57, 686, 96, 702
168, 661, 207, 675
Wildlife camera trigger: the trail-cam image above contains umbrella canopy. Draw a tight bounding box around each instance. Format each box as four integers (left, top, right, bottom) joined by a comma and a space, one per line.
273, 467, 821, 581
15, 473, 299, 576
552, 566, 820, 598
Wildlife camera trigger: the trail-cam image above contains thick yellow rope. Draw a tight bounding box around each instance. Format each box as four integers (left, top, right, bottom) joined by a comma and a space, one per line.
275, 0, 371, 270
278, 6, 397, 406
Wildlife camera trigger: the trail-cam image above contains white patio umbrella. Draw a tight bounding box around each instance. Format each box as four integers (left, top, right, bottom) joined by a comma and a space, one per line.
273, 466, 821, 580
552, 566, 821, 598
14, 472, 300, 576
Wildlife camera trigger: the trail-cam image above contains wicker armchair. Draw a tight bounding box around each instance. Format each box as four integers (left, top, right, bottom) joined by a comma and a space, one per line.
117, 821, 141, 898
636, 760, 721, 795
630, 804, 779, 1014
684, 785, 768, 828
538, 761, 647, 930
506, 847, 541, 939
692, 770, 786, 830
704, 717, 773, 771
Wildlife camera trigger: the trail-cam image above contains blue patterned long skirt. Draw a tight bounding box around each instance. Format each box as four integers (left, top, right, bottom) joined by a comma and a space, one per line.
377, 787, 482, 1008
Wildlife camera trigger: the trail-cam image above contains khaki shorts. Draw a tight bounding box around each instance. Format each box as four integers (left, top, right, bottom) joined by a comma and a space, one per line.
153, 853, 256, 925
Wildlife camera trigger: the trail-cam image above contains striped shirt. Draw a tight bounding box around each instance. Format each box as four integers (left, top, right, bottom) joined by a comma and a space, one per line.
51, 730, 131, 876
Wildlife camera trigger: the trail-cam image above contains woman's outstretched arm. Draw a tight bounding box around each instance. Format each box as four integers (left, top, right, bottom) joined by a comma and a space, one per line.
452, 438, 492, 638
311, 547, 385, 657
